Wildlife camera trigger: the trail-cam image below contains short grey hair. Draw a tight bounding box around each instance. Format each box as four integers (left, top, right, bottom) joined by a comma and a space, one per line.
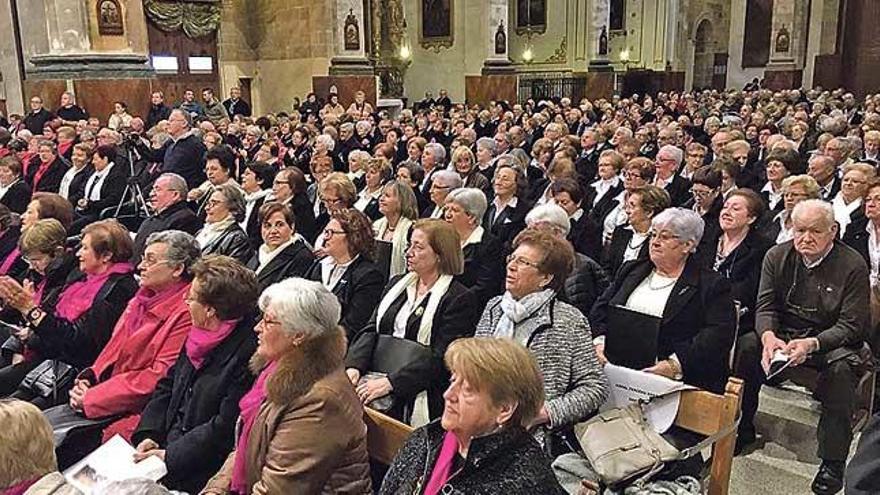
212, 183, 246, 222
315, 133, 335, 152
791, 199, 835, 231
496, 152, 523, 170
651, 207, 704, 251
445, 187, 488, 220
525, 203, 571, 236
658, 145, 684, 167
259, 278, 342, 339
156, 172, 188, 198
432, 169, 463, 189
169, 108, 192, 128
145, 230, 201, 278
425, 142, 446, 163
476, 137, 497, 155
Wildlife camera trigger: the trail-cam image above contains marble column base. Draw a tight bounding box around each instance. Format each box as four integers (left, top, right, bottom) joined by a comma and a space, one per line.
27, 53, 151, 79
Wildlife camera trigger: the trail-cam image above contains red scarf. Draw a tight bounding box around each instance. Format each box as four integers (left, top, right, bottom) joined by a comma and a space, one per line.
57, 141, 74, 158
231, 360, 278, 494
184, 319, 238, 369
424, 431, 460, 495
54, 262, 133, 321
1, 477, 39, 495
31, 158, 53, 193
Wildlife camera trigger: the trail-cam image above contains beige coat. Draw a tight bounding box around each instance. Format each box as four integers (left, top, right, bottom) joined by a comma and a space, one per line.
202, 328, 371, 495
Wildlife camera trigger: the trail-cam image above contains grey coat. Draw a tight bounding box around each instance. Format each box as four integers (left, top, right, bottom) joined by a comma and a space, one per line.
476, 295, 609, 430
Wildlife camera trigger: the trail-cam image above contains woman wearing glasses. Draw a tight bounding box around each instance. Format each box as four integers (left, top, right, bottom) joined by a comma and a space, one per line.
306, 208, 384, 344
602, 185, 670, 278
831, 163, 874, 238
766, 174, 821, 244
591, 208, 736, 395
476, 228, 608, 454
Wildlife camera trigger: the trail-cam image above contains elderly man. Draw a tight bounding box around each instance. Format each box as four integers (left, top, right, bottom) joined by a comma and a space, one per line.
654, 145, 690, 206
131, 173, 202, 264
742, 199, 869, 495
808, 154, 841, 201
222, 86, 251, 118
158, 109, 207, 189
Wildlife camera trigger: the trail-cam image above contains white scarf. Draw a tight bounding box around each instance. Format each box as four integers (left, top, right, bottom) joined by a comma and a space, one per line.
256, 238, 297, 274
196, 216, 235, 250
375, 272, 453, 428
461, 226, 484, 249
495, 289, 556, 343
374, 216, 414, 277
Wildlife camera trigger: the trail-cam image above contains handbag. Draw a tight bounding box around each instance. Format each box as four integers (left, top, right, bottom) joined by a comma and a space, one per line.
574, 399, 739, 489
363, 334, 432, 411
19, 359, 77, 400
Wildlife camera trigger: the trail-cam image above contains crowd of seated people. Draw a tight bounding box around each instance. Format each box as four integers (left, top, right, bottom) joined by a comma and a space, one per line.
1, 84, 880, 494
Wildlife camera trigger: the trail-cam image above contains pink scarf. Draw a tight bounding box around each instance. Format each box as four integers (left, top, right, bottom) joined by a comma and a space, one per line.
54, 262, 133, 321
2, 477, 39, 495
424, 431, 460, 495
124, 281, 189, 336
0, 247, 19, 275
185, 319, 238, 369
231, 360, 278, 494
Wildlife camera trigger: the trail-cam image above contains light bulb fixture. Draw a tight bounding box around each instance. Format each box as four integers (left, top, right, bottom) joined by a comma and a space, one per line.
523, 27, 534, 64
400, 44, 411, 60
399, 15, 412, 62
620, 48, 630, 63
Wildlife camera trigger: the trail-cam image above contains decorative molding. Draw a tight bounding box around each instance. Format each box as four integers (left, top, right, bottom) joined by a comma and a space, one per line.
543, 35, 567, 63
419, 38, 454, 53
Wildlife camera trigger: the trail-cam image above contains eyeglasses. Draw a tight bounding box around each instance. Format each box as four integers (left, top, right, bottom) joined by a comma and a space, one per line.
321, 196, 344, 205
205, 199, 224, 208
623, 171, 643, 180
506, 254, 541, 270
323, 228, 346, 238
140, 257, 172, 269
648, 230, 680, 243
690, 187, 716, 197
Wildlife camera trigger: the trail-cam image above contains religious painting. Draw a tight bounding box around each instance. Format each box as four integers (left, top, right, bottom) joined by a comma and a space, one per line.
420, 0, 453, 51
97, 0, 123, 35
495, 21, 507, 55
516, 0, 546, 34
775, 26, 791, 53
344, 9, 360, 51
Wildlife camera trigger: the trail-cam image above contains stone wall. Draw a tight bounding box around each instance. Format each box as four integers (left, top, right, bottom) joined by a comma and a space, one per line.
0, 0, 24, 114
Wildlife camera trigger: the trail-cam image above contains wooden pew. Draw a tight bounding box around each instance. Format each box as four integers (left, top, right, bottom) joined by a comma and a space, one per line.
364, 406, 415, 465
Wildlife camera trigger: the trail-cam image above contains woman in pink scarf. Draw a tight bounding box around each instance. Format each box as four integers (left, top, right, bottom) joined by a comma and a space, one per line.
0, 219, 137, 409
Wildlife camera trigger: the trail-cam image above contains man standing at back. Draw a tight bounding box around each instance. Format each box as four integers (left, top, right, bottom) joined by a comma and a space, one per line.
222, 86, 251, 118
160, 109, 206, 189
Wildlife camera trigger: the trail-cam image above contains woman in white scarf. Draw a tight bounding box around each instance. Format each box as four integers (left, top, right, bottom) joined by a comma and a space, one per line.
345, 219, 478, 427
245, 202, 315, 293
373, 180, 419, 279
832, 163, 873, 238
195, 184, 253, 265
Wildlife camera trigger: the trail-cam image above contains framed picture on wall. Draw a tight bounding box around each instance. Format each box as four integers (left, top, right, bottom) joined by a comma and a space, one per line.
97, 0, 124, 35
516, 0, 546, 35
420, 0, 453, 52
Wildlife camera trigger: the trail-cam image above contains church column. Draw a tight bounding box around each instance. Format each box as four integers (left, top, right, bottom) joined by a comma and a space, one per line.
328, 0, 373, 76
482, 0, 513, 74
764, 0, 808, 89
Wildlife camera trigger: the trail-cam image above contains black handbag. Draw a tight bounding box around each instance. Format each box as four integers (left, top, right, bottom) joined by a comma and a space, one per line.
19, 359, 77, 400
362, 334, 432, 412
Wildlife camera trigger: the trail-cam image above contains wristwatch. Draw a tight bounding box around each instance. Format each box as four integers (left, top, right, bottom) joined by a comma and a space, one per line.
25, 306, 45, 326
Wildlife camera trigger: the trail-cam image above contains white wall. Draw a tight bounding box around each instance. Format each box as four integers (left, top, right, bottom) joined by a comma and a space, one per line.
726, 0, 764, 89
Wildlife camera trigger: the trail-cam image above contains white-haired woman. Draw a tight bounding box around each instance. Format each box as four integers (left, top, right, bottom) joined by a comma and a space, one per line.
832, 162, 874, 237
202, 278, 371, 495
196, 184, 253, 265
421, 143, 446, 193
424, 170, 462, 218
591, 208, 736, 394
444, 188, 505, 306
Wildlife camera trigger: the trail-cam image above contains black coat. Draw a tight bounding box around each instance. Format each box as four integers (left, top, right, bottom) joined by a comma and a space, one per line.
569, 212, 602, 260
222, 98, 252, 118
146, 104, 172, 131
28, 271, 138, 369
132, 201, 202, 265
695, 229, 773, 335
456, 232, 505, 308
586, 182, 624, 226
602, 226, 650, 279
25, 156, 69, 194
483, 198, 530, 254
245, 240, 316, 293
76, 163, 128, 218
358, 195, 382, 222
0, 180, 31, 214
562, 253, 610, 320
160, 133, 207, 190
243, 195, 267, 250
288, 193, 318, 244
661, 174, 692, 207
198, 223, 253, 266
591, 257, 736, 394
346, 276, 478, 419
380, 421, 565, 495
305, 255, 385, 344
65, 165, 93, 207
843, 215, 871, 267
132, 317, 257, 495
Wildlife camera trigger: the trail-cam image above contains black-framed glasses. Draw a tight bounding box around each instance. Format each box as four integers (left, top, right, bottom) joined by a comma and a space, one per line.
506, 254, 541, 270
323, 229, 346, 238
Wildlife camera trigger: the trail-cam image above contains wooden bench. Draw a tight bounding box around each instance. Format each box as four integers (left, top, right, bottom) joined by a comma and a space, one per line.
364, 377, 744, 495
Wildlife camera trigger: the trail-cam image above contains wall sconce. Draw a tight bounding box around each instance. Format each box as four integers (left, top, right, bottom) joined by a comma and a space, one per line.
522, 27, 534, 64
399, 16, 412, 63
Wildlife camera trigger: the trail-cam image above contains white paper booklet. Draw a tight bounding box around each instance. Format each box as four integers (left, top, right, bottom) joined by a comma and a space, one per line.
62, 434, 167, 494
600, 363, 697, 433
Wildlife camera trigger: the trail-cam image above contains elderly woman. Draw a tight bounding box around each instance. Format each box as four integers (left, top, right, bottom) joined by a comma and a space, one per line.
0, 155, 31, 214
202, 278, 371, 494
70, 144, 127, 233
380, 338, 566, 494
306, 208, 384, 343
239, 161, 277, 249
598, 157, 656, 245
768, 174, 821, 244
347, 149, 371, 189
346, 219, 478, 426
282, 126, 311, 172
424, 170, 462, 218
132, 256, 259, 494
591, 208, 736, 394
452, 145, 491, 196
272, 167, 318, 243
190, 147, 243, 218
374, 180, 419, 279
760, 147, 801, 213
246, 203, 315, 293
0, 220, 138, 409
44, 230, 199, 447
0, 204, 26, 280
483, 161, 531, 252
603, 185, 670, 277
475, 228, 608, 453
307, 156, 334, 217
585, 150, 625, 217
421, 143, 446, 189
196, 184, 253, 265
475, 136, 498, 179
58, 143, 92, 206
316, 171, 357, 234
551, 177, 602, 260
0, 399, 81, 494
354, 157, 393, 221
832, 163, 874, 237
444, 188, 504, 307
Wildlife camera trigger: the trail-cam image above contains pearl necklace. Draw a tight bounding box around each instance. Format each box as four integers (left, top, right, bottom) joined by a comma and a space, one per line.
647, 271, 677, 290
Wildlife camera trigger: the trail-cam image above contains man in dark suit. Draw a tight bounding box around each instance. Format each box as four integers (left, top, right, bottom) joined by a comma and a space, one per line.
222, 86, 252, 118
23, 96, 55, 136
654, 145, 691, 207
847, 413, 880, 494
808, 154, 841, 202
131, 173, 202, 264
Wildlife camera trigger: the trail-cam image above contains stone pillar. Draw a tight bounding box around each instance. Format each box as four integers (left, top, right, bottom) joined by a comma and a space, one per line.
482, 0, 513, 74
765, 0, 807, 89
588, 0, 612, 71
329, 0, 373, 75
0, 0, 24, 114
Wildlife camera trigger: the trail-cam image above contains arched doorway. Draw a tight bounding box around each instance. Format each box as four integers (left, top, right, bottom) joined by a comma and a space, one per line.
692, 19, 714, 90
